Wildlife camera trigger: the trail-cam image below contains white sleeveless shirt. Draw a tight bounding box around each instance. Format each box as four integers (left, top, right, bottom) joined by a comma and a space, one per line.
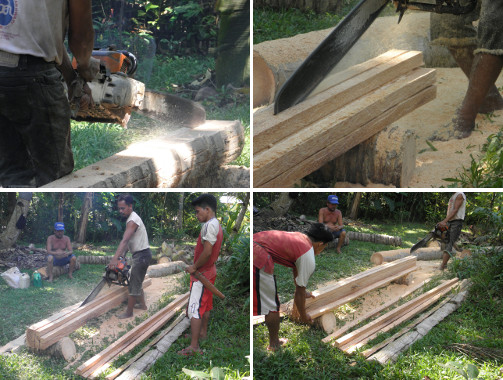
0, 0, 68, 64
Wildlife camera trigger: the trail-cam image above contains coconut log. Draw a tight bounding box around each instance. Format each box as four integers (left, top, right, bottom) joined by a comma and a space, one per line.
37, 261, 81, 280
29, 336, 76, 362
146, 261, 187, 278
157, 256, 172, 264
370, 247, 444, 265
77, 256, 115, 265
346, 231, 402, 247
307, 125, 416, 187
315, 312, 338, 334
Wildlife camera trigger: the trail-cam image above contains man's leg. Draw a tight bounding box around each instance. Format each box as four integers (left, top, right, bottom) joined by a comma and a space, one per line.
453, 53, 503, 138
448, 46, 503, 113
47, 255, 54, 282
336, 230, 346, 254
189, 316, 203, 351
264, 311, 287, 351
68, 256, 76, 279
135, 290, 147, 310
199, 311, 210, 340
118, 295, 135, 319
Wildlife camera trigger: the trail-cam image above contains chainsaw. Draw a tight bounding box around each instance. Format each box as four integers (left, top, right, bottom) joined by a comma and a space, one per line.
274, 0, 477, 114
61, 47, 206, 127
80, 256, 131, 307
410, 223, 450, 253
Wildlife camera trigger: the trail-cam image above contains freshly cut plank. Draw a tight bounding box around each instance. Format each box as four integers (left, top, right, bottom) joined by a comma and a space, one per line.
322, 278, 431, 343
300, 257, 417, 318
335, 278, 459, 351
254, 49, 424, 155
26, 279, 151, 350
76, 292, 189, 378
254, 68, 436, 187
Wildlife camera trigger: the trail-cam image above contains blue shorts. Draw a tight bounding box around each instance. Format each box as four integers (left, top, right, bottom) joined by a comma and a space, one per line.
52, 254, 75, 267
332, 229, 346, 239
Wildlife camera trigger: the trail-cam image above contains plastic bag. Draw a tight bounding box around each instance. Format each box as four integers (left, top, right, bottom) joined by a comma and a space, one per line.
1, 267, 22, 288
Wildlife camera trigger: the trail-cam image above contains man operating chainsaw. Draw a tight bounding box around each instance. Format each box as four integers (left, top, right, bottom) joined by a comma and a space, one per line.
438, 192, 466, 270
430, 0, 503, 140
0, 0, 99, 187
108, 194, 152, 319
253, 223, 333, 351
46, 222, 76, 282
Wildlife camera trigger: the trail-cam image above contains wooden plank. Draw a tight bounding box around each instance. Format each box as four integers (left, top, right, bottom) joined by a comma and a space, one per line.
254, 68, 436, 187
304, 257, 416, 312
342, 282, 459, 353
27, 279, 151, 350
335, 278, 458, 350
307, 266, 417, 319
321, 278, 431, 344
254, 50, 424, 154
105, 313, 187, 380
76, 292, 189, 378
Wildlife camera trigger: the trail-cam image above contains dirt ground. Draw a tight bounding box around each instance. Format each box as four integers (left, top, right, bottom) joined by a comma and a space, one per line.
67, 272, 185, 367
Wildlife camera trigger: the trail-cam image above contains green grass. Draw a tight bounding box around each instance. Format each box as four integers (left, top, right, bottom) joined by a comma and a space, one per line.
254, 223, 503, 379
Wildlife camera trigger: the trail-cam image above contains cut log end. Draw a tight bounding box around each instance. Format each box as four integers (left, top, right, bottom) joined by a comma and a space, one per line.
39, 337, 76, 362
315, 312, 337, 334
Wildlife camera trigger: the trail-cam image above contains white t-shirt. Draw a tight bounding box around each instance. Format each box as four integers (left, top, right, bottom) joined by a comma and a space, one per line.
126, 211, 149, 253
294, 248, 315, 288
0, 0, 68, 64
448, 192, 466, 221
201, 218, 220, 245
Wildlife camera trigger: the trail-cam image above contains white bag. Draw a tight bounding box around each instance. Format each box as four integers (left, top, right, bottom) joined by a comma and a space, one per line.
1, 267, 22, 288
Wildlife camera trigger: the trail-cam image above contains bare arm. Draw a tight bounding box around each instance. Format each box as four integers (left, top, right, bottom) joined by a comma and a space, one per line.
439, 194, 464, 227
65, 237, 73, 255
336, 211, 344, 231
109, 221, 137, 268
68, 0, 96, 81
186, 241, 213, 274
318, 208, 324, 224
294, 285, 312, 324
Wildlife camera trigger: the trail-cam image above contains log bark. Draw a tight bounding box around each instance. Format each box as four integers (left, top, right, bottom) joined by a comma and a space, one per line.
308, 125, 416, 187
37, 261, 81, 280
370, 247, 444, 265
146, 262, 187, 278
77, 256, 115, 265
254, 52, 436, 187
346, 231, 402, 247
0, 193, 32, 250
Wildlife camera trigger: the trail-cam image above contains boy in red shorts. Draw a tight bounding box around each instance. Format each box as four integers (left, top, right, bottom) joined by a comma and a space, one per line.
178, 194, 223, 356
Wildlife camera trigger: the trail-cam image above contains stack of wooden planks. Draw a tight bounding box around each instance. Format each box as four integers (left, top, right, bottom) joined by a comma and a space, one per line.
329, 278, 460, 353
284, 257, 417, 331
253, 49, 436, 187
26, 279, 151, 351
76, 292, 189, 379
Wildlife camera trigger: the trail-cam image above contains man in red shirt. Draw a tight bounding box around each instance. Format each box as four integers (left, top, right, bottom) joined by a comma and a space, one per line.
179, 194, 223, 356
253, 223, 333, 351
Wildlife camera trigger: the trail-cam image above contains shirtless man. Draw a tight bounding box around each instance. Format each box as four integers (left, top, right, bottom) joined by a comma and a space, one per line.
46, 222, 76, 282
318, 195, 347, 254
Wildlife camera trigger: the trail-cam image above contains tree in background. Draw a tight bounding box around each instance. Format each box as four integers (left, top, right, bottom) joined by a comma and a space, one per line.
0, 193, 32, 250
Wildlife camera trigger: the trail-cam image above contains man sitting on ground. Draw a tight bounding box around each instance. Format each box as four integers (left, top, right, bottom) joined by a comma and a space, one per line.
46, 222, 76, 282
319, 195, 347, 254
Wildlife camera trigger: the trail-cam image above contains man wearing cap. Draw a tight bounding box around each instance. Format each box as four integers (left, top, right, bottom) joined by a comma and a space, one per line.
438, 192, 466, 270
46, 222, 76, 282
319, 195, 347, 254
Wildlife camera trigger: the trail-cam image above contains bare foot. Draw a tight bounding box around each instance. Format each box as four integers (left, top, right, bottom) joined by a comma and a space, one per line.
429, 118, 475, 141
336, 248, 342, 254
68, 274, 73, 280
267, 338, 288, 352
479, 90, 503, 114
438, 264, 446, 271
47, 278, 53, 283
133, 303, 147, 310
178, 346, 202, 356
118, 311, 133, 319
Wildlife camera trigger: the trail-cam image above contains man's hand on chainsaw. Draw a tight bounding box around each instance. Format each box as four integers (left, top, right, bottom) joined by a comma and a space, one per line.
77, 57, 100, 82
108, 257, 119, 270
438, 221, 448, 229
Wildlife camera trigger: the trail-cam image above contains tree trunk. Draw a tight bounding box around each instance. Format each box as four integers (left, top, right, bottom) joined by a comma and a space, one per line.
177, 193, 184, 232
349, 193, 362, 219
0, 193, 32, 250
346, 231, 402, 246
58, 193, 64, 222
75, 193, 93, 245
233, 193, 250, 234
215, 0, 250, 87
269, 193, 296, 216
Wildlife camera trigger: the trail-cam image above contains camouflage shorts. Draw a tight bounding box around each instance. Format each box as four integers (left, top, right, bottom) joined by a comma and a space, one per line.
129, 248, 152, 297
